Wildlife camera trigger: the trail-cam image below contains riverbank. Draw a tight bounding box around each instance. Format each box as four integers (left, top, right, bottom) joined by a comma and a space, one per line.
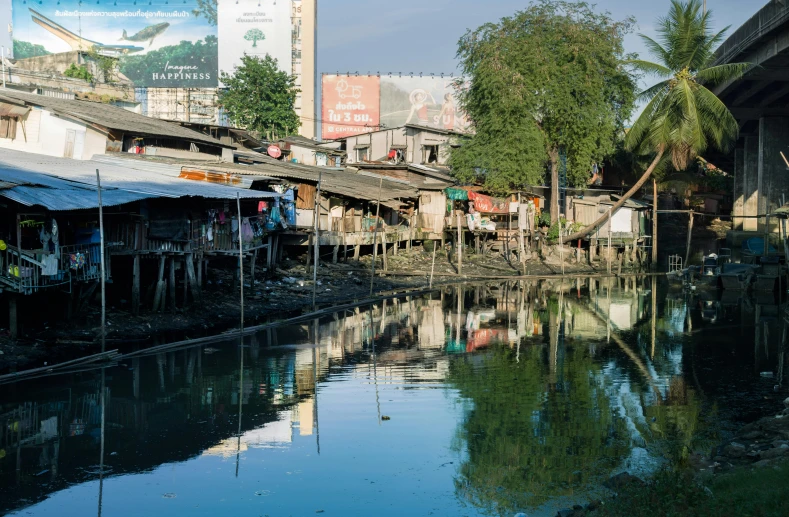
0, 246, 630, 373
559, 399, 789, 517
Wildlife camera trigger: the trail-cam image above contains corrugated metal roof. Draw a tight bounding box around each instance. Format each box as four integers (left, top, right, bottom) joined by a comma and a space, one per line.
0, 150, 281, 211
0, 90, 227, 148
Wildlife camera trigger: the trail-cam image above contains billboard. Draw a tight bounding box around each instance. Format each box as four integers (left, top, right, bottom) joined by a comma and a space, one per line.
11, 1, 218, 87
218, 0, 292, 79
380, 76, 470, 133
321, 74, 471, 140
321, 75, 380, 141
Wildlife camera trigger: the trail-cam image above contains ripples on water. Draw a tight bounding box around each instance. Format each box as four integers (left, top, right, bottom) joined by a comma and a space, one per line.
0, 278, 786, 516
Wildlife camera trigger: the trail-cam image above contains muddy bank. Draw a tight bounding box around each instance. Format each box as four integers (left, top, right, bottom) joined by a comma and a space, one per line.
0, 246, 629, 373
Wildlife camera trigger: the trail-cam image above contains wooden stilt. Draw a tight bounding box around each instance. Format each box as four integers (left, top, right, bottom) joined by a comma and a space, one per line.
393, 238, 398, 256
332, 245, 339, 264
8, 294, 17, 340
168, 257, 176, 312
250, 249, 258, 288
457, 213, 462, 275
652, 179, 658, 267
685, 210, 694, 266
132, 254, 140, 315
381, 232, 388, 272
186, 253, 201, 302
196, 253, 203, 288
353, 244, 360, 260
182, 259, 188, 304
153, 255, 166, 312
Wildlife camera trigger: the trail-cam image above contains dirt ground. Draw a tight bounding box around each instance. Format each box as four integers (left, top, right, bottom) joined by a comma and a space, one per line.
0, 244, 634, 373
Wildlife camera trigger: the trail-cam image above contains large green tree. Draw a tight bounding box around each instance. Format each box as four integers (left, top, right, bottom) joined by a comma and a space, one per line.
451, 1, 637, 222
219, 54, 300, 140
563, 0, 749, 243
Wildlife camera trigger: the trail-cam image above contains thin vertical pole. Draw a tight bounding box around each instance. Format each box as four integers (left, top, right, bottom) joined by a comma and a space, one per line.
652, 179, 658, 267
312, 171, 323, 309
607, 208, 612, 275
456, 212, 462, 275
97, 369, 105, 516
235, 335, 244, 477
96, 169, 106, 352
429, 241, 437, 289
370, 177, 383, 297
237, 193, 244, 332
1, 46, 6, 88
685, 210, 694, 266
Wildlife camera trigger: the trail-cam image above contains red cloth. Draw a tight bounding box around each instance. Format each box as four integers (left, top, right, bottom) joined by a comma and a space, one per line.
468, 191, 508, 213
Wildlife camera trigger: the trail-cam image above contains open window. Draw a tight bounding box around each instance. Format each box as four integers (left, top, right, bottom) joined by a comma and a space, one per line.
422, 144, 439, 164
355, 145, 369, 162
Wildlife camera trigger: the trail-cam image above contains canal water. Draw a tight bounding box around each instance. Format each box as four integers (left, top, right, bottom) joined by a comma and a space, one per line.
1, 278, 787, 517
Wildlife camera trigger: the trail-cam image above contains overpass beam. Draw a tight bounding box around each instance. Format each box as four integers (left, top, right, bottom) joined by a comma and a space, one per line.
757, 117, 789, 230
743, 135, 759, 232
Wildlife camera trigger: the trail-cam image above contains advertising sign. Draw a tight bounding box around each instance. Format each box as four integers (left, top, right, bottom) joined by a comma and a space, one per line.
321, 75, 380, 141
218, 0, 292, 78
380, 76, 471, 133
11, 1, 218, 87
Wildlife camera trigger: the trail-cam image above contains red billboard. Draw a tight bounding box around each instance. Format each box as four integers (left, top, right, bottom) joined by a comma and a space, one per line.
322, 75, 381, 140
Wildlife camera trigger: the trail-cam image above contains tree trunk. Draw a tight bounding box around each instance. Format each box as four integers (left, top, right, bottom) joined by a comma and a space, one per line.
549, 147, 560, 224
561, 149, 665, 244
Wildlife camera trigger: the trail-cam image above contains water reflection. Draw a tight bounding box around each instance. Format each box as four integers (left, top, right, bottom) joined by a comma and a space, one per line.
0, 279, 787, 516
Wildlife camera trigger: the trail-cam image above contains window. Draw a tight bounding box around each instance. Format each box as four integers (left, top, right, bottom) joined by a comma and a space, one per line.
356, 146, 369, 162
422, 145, 439, 164
0, 116, 17, 140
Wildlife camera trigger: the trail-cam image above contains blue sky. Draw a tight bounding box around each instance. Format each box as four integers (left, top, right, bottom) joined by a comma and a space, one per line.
318, 0, 757, 79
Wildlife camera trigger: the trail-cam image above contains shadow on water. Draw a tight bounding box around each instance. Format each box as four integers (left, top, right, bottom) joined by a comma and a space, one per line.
0, 278, 787, 516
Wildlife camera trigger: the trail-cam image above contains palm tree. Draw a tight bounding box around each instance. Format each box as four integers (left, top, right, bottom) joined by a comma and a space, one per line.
563, 0, 749, 243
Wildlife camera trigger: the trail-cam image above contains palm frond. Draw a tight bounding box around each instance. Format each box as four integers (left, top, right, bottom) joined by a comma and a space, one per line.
627, 59, 672, 78
639, 35, 671, 67
694, 84, 739, 152
637, 80, 671, 103
625, 89, 667, 152
696, 62, 752, 86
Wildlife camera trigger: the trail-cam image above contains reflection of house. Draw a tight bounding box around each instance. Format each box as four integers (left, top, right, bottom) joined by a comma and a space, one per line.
339, 124, 462, 166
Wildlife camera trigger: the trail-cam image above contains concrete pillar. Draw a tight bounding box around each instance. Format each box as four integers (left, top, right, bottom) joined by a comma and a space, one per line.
758, 117, 789, 231
733, 145, 745, 231
743, 135, 759, 231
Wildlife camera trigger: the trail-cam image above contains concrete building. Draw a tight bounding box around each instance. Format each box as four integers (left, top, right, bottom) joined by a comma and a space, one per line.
340, 124, 462, 166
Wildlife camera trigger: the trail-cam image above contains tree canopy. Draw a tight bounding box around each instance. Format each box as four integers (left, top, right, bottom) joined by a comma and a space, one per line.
563, 0, 749, 242
219, 54, 300, 140
451, 0, 637, 221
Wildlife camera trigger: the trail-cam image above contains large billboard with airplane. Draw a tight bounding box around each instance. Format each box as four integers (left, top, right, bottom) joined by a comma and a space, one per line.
10, 1, 300, 88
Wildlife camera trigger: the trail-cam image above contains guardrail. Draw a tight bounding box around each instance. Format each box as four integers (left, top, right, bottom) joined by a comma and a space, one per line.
714, 1, 789, 66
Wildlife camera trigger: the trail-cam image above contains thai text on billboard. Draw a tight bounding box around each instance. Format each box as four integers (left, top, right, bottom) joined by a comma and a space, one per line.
11, 1, 218, 87
322, 75, 380, 140
218, 0, 292, 80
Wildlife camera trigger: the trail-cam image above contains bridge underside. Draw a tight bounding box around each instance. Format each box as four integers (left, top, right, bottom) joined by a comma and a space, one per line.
709, 1, 789, 233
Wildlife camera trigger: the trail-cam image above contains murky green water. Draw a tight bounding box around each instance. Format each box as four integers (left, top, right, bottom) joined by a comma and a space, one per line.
1, 279, 787, 517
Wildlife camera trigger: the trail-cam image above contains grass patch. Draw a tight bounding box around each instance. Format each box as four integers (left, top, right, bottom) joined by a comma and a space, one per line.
596, 462, 789, 517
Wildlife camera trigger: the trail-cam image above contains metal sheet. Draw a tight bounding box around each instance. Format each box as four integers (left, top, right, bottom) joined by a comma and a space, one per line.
0, 150, 281, 203
1, 185, 156, 211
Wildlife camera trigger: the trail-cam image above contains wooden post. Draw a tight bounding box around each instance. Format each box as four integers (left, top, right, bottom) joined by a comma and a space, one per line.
381, 231, 388, 272
153, 255, 166, 311
182, 259, 188, 304
237, 193, 245, 331
266, 234, 273, 276
96, 169, 107, 351
607, 208, 612, 275
168, 257, 176, 312
250, 249, 258, 288
196, 253, 203, 288
456, 212, 462, 275
306, 233, 312, 272
312, 171, 323, 309
353, 244, 360, 260
429, 241, 437, 289
652, 179, 658, 267
132, 254, 140, 315
186, 253, 201, 301
393, 236, 398, 255
685, 210, 694, 266
8, 294, 17, 340
370, 177, 383, 297
332, 245, 339, 264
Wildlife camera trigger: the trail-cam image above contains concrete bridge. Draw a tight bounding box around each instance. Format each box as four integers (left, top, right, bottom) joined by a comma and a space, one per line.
712, 0, 789, 234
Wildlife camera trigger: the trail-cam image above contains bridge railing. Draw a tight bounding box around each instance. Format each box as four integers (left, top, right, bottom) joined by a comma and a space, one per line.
714, 0, 789, 65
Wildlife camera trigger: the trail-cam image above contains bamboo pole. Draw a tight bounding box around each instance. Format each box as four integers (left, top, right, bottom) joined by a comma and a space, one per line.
312, 171, 323, 309
237, 193, 244, 332
96, 169, 106, 352
607, 208, 612, 275
685, 210, 694, 266
456, 212, 463, 275
429, 241, 437, 289
652, 179, 658, 267
370, 177, 383, 297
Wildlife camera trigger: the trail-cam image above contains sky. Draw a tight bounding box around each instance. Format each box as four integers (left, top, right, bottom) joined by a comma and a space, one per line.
317, 0, 756, 78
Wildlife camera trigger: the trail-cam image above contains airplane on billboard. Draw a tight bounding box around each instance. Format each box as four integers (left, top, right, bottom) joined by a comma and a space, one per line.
28, 9, 144, 56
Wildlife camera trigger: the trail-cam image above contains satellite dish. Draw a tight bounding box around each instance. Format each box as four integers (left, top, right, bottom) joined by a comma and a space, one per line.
267, 145, 282, 159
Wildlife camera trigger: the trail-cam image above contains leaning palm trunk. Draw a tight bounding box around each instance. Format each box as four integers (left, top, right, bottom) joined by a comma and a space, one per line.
561, 149, 665, 243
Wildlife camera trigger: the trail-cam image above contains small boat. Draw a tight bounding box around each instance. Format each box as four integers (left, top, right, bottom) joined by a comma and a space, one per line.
741, 237, 783, 265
